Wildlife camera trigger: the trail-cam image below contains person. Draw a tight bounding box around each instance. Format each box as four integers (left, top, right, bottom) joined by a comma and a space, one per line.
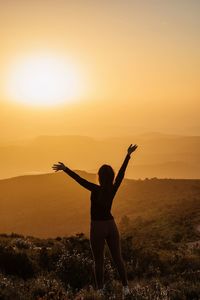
52, 144, 138, 296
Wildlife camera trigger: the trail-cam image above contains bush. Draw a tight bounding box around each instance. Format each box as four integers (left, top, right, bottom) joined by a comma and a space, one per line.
0, 245, 35, 279
56, 249, 93, 290
11, 238, 32, 249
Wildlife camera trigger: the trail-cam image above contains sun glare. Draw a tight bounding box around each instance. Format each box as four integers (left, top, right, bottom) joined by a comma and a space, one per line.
5, 54, 84, 106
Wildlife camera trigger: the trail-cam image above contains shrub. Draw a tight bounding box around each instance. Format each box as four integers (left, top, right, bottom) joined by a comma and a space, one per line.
56, 249, 93, 290
0, 245, 35, 279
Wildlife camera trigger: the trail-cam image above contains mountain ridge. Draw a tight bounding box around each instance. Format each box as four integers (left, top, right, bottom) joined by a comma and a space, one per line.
0, 171, 199, 238
0, 133, 200, 179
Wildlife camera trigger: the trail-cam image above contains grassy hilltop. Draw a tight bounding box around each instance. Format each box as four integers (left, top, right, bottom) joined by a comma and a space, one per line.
0, 174, 200, 299
0, 229, 199, 299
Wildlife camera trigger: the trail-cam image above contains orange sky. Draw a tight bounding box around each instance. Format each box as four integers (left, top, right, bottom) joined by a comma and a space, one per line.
0, 0, 200, 143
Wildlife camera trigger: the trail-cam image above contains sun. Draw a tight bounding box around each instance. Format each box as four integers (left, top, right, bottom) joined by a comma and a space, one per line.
5, 53, 84, 106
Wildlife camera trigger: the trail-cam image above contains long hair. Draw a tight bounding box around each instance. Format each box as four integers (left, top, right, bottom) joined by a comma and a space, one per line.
98, 164, 115, 187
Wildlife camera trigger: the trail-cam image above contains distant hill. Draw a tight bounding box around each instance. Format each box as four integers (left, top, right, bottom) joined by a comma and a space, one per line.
0, 133, 200, 179
0, 172, 199, 238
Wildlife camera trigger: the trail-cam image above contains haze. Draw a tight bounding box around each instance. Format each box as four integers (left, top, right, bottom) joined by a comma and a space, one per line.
0, 0, 199, 143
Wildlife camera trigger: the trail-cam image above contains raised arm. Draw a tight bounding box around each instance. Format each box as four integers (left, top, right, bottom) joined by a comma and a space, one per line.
113, 144, 138, 193
52, 162, 98, 191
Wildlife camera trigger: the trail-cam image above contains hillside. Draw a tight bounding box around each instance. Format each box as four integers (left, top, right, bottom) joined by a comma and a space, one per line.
0, 172, 200, 299
0, 172, 199, 239
0, 133, 200, 179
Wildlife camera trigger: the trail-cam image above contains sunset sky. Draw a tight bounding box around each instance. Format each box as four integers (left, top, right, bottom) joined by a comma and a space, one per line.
0, 0, 200, 143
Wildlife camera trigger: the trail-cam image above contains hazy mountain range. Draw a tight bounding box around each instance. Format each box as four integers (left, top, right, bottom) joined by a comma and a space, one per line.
0, 133, 200, 180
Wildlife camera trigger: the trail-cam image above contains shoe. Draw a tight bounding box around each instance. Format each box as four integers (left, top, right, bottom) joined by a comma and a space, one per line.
97, 289, 104, 296
122, 285, 131, 296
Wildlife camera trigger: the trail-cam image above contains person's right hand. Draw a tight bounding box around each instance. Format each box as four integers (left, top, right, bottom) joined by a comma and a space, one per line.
52, 162, 66, 172
127, 144, 138, 155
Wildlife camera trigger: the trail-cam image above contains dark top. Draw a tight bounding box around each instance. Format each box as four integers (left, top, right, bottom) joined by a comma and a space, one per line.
63, 154, 130, 220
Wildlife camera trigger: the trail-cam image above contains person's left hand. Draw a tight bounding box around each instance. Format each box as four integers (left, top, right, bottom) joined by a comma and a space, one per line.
127, 144, 138, 155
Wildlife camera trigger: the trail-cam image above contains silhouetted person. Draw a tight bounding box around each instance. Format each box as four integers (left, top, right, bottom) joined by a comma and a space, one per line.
52, 144, 138, 296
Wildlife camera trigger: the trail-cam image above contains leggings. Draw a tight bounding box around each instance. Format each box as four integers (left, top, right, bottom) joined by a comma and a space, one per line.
90, 219, 128, 289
